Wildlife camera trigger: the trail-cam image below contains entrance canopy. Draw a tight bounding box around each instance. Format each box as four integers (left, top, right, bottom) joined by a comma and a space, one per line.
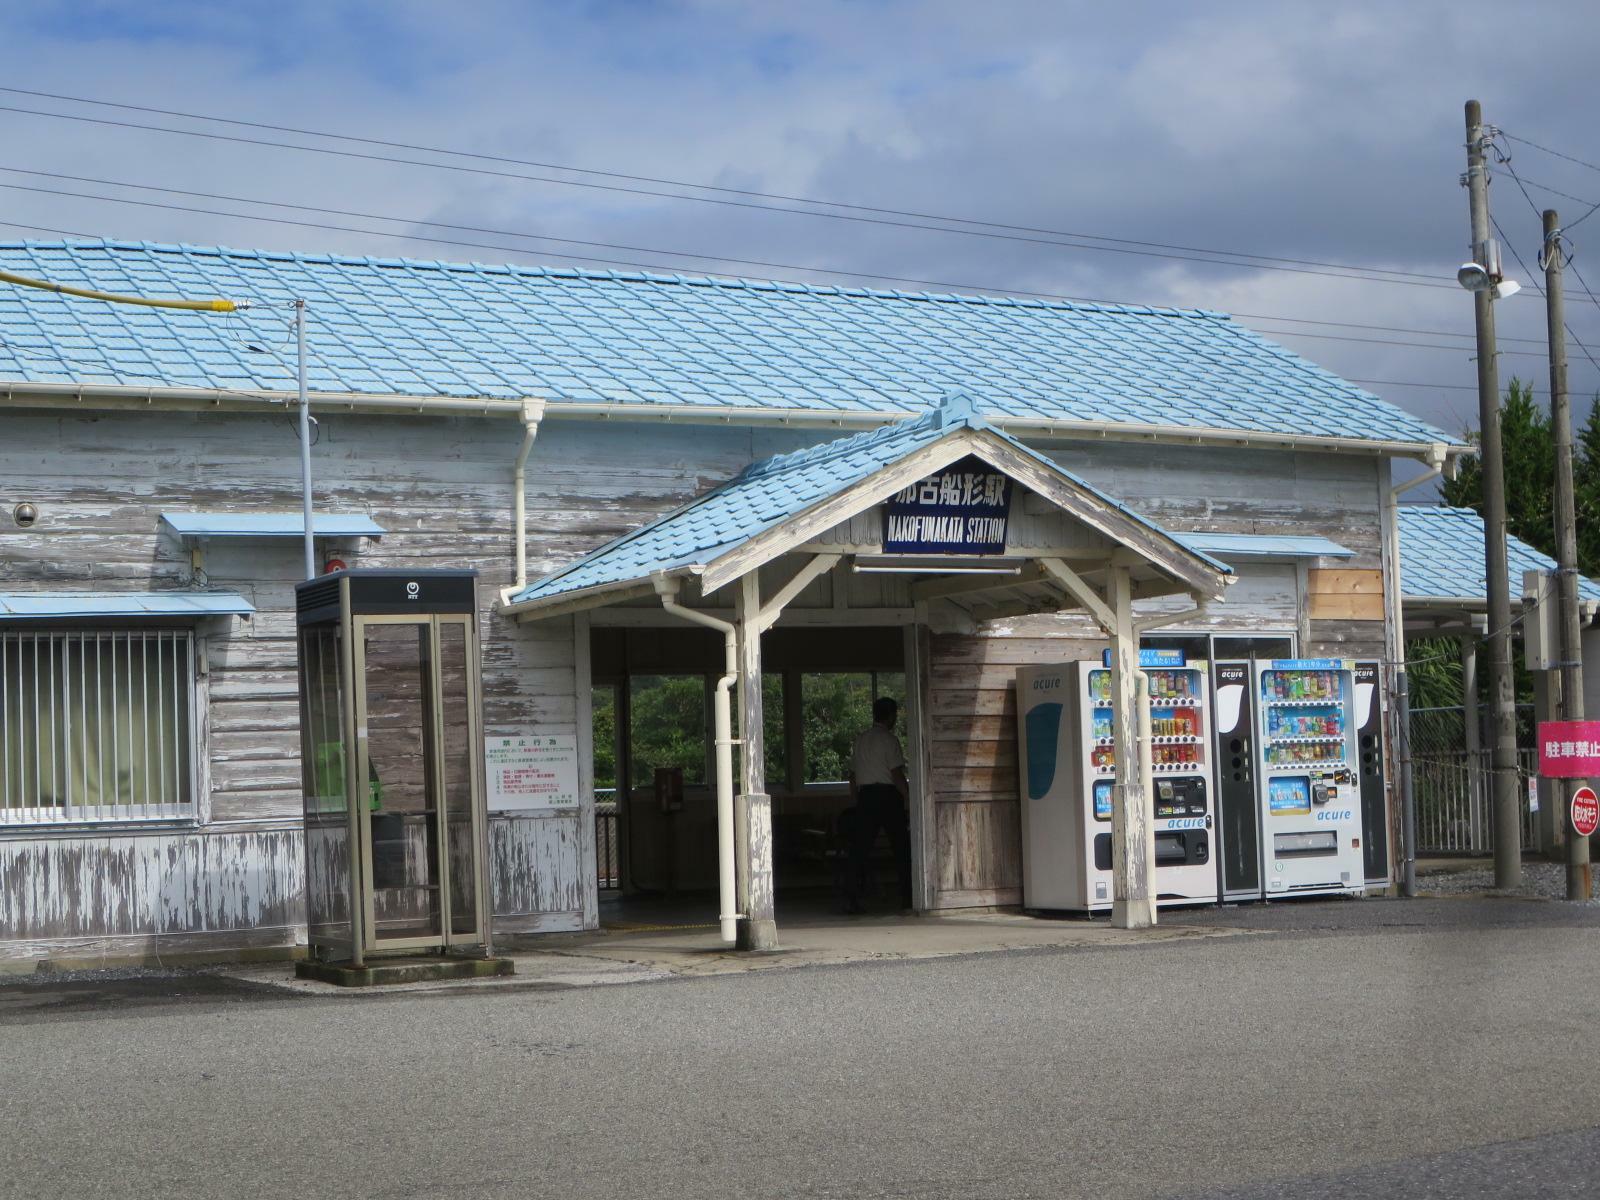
503, 392, 1231, 622
504, 392, 1233, 948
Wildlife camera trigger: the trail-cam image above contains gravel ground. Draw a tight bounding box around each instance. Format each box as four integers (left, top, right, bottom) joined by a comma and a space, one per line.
1418, 858, 1600, 902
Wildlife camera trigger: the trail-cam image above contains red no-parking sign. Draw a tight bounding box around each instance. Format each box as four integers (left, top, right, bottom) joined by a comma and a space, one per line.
1573, 786, 1600, 839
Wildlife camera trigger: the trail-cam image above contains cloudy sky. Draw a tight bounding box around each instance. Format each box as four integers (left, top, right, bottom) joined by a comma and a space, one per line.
2, 1, 1599, 442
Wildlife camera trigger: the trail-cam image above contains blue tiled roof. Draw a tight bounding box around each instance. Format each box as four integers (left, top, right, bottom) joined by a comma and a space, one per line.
1398, 506, 1600, 604
0, 239, 1455, 447
511, 395, 1230, 607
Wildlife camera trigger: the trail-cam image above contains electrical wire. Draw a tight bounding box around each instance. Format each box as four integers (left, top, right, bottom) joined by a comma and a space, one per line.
1, 162, 1563, 348
0, 87, 1461, 288
1501, 131, 1600, 177
1488, 149, 1600, 374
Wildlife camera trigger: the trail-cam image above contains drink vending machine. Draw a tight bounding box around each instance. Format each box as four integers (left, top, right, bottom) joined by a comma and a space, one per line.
1353, 661, 1390, 887
1210, 661, 1262, 902
1253, 659, 1365, 897
1016, 653, 1218, 912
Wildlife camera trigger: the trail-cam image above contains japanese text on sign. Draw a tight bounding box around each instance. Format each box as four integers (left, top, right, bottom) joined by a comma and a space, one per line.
1539, 720, 1600, 779
486, 734, 580, 812
882, 455, 1012, 555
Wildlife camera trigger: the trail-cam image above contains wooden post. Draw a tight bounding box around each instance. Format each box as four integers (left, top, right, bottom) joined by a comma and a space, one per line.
903, 621, 933, 913
574, 611, 599, 930
736, 573, 777, 950
1108, 565, 1155, 929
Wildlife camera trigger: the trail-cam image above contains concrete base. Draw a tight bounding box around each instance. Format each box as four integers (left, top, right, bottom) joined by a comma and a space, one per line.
736, 917, 779, 952
295, 956, 515, 988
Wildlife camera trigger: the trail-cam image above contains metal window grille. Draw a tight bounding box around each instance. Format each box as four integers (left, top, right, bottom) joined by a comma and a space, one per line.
0, 629, 196, 825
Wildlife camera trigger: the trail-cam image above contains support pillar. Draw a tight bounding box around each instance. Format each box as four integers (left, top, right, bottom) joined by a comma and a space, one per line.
735, 573, 777, 951
1108, 565, 1156, 929
1461, 636, 1484, 850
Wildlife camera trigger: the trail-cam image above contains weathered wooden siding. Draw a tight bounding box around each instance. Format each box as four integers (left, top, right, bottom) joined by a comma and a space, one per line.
0, 407, 1396, 944
0, 824, 305, 964
0, 410, 827, 956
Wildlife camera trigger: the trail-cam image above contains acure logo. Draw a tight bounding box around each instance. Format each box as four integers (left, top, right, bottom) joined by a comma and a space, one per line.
1315, 809, 1353, 822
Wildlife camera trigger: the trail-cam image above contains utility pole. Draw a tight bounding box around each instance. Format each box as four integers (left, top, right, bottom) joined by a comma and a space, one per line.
1542, 208, 1591, 900
1464, 99, 1521, 889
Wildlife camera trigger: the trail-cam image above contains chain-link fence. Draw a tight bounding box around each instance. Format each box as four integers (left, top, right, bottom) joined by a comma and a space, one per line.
1410, 704, 1538, 854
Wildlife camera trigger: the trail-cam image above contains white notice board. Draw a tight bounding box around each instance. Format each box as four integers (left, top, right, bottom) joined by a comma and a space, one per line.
485, 734, 580, 813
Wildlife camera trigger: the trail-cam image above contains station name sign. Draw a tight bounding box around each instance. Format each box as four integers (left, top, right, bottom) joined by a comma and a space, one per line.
882, 456, 1012, 555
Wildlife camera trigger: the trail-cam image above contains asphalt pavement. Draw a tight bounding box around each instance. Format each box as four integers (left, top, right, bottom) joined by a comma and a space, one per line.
3, 896, 1598, 1199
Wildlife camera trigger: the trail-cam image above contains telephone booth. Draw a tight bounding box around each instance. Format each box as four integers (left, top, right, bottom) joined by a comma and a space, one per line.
296, 569, 492, 966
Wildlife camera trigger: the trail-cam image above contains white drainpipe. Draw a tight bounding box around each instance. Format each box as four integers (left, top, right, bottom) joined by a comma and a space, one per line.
654, 575, 740, 943
500, 399, 548, 606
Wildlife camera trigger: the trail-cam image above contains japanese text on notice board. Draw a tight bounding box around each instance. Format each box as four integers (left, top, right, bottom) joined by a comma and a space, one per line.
486, 734, 580, 812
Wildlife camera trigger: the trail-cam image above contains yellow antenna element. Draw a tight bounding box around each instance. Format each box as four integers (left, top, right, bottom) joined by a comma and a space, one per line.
0, 267, 243, 312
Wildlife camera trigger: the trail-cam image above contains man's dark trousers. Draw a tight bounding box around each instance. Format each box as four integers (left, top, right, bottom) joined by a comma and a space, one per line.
847, 783, 912, 910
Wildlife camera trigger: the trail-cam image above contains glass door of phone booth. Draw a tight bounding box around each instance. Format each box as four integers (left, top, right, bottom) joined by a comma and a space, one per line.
298, 570, 490, 965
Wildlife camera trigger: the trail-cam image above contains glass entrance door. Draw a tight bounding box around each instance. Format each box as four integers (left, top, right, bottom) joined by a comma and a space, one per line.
354, 616, 486, 951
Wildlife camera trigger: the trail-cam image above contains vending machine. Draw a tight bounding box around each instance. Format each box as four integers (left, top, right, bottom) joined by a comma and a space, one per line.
1253, 659, 1365, 897
1354, 661, 1390, 886
1016, 653, 1217, 912
1210, 661, 1263, 902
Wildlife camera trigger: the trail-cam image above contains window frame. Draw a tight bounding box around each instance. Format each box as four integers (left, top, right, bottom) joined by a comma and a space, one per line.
0, 625, 200, 829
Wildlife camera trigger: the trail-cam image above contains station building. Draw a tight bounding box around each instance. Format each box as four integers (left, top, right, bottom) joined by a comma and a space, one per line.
0, 239, 1469, 966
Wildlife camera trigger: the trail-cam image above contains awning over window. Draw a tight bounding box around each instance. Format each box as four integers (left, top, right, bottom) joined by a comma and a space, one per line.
1175, 532, 1353, 560
0, 592, 255, 619
159, 512, 385, 540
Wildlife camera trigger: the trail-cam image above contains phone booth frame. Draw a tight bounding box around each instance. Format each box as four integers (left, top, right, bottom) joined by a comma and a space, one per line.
295, 568, 493, 966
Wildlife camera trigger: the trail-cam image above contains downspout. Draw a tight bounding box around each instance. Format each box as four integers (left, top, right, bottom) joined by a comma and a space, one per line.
499, 399, 548, 606
1384, 442, 1453, 897
654, 575, 740, 944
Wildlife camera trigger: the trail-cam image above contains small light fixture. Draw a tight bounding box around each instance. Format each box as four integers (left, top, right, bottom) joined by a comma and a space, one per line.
12, 502, 38, 528
1457, 239, 1518, 300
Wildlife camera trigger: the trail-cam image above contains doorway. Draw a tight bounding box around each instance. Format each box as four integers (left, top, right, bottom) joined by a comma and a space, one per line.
589, 624, 912, 922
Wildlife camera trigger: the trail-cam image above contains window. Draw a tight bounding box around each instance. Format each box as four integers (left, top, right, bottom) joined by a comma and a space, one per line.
1, 629, 195, 824
627, 674, 710, 789
801, 671, 906, 784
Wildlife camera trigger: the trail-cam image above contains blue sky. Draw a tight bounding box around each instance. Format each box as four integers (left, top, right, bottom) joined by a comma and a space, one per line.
2, 1, 1599, 440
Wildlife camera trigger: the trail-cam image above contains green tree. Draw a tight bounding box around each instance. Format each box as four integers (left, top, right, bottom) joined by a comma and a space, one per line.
1440, 378, 1556, 558
1576, 394, 1600, 577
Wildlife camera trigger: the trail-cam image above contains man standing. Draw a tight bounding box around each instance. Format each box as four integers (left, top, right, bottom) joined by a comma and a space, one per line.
845, 696, 912, 913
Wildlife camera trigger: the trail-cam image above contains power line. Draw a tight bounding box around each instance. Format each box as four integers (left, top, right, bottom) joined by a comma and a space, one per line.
1501, 131, 1600, 177
0, 99, 1474, 292
9, 159, 1563, 345
0, 85, 1460, 288
2, 173, 1581, 363
1488, 154, 1600, 373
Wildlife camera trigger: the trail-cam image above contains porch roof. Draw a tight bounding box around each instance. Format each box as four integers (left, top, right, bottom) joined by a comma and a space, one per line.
1399, 505, 1600, 608
504, 392, 1232, 618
